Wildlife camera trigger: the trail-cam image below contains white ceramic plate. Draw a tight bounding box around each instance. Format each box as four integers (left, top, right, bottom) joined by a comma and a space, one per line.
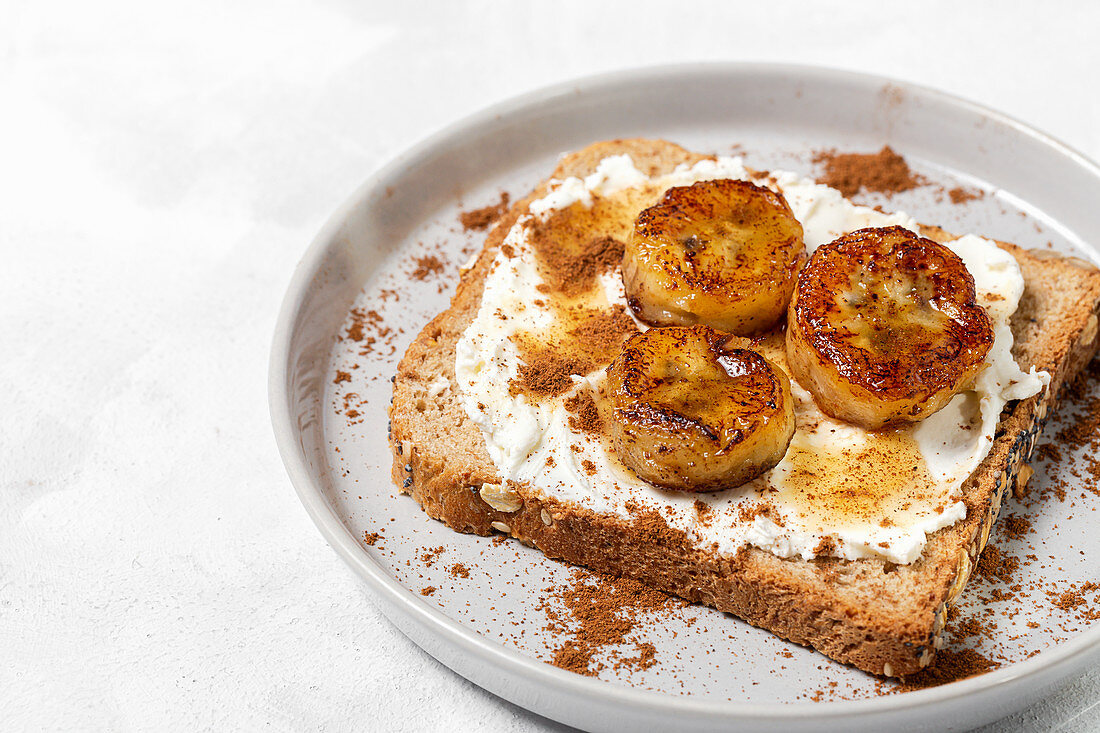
270, 64, 1100, 732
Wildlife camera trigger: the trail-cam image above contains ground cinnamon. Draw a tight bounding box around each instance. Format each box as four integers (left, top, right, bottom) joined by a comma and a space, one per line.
342, 307, 395, 358
509, 307, 637, 397
976, 544, 1019, 585
948, 187, 983, 205
526, 214, 626, 296
539, 568, 679, 676
459, 192, 510, 231
411, 255, 444, 281
1000, 514, 1032, 542
896, 648, 997, 691
693, 500, 714, 526
419, 546, 445, 567
813, 146, 923, 197
564, 390, 602, 435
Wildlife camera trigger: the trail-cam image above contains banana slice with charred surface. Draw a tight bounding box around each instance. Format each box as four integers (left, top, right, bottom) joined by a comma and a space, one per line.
622, 179, 805, 335
786, 226, 994, 430
605, 325, 795, 492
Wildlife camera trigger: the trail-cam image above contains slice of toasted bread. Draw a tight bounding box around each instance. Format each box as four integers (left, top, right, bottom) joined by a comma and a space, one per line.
388, 139, 1100, 677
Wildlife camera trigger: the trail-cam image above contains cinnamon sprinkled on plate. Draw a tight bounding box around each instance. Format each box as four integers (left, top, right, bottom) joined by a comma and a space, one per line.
895, 649, 997, 690
459, 192, 510, 231
538, 569, 681, 676
948, 186, 983, 204
411, 254, 445, 281
813, 146, 924, 198
976, 544, 1019, 585
419, 546, 445, 566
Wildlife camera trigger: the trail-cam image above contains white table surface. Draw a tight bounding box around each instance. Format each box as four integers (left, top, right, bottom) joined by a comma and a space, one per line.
3, 1, 1099, 730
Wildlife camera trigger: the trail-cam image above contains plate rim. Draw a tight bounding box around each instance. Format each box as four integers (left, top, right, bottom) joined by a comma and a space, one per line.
269, 61, 1100, 724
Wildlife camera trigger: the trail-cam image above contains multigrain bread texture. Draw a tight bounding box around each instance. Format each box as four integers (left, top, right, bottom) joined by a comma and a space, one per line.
388, 139, 1100, 677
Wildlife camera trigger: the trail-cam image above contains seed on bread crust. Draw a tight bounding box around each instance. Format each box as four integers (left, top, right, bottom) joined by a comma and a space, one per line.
479, 483, 522, 513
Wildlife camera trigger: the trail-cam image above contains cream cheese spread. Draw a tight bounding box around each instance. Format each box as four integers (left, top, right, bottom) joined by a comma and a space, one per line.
454, 154, 1049, 565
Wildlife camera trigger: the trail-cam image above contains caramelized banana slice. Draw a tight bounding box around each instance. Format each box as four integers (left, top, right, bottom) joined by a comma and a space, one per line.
622, 179, 805, 335
786, 226, 994, 430
605, 325, 795, 491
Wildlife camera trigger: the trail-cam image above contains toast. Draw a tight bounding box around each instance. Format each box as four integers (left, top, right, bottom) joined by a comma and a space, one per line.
388, 139, 1100, 677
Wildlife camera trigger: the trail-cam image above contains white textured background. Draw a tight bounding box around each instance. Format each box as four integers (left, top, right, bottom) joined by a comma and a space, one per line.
2, 1, 1098, 730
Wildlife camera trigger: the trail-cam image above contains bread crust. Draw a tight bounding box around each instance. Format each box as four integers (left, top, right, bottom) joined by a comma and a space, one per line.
388, 139, 1100, 677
